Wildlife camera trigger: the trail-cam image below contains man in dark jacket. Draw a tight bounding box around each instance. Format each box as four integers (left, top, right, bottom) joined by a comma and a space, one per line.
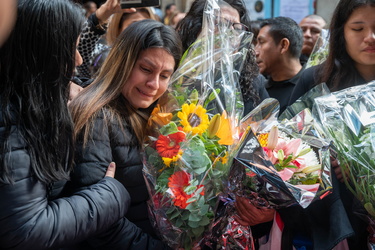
255, 16, 304, 115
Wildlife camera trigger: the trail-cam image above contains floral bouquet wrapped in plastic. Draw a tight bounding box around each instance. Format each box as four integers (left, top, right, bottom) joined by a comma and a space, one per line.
233, 98, 332, 208
209, 98, 332, 248
313, 81, 375, 248
142, 0, 253, 248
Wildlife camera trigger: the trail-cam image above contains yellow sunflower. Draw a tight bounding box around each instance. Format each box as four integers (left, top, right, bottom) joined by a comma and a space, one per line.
177, 103, 209, 135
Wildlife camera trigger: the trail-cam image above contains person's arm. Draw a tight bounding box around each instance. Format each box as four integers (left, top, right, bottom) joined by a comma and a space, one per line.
0, 137, 130, 249
76, 0, 135, 78
67, 112, 169, 249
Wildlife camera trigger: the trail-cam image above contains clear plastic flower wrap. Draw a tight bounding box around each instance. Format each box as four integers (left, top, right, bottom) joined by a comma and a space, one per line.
313, 80, 375, 249
233, 98, 332, 208
141, 0, 253, 249
207, 98, 332, 249
305, 29, 330, 69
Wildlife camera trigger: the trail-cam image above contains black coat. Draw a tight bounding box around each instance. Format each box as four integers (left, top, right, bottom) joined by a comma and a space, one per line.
65, 108, 167, 249
284, 65, 369, 250
0, 110, 129, 249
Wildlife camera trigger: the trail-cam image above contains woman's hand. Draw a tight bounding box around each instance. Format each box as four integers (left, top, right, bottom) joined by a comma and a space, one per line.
234, 196, 275, 226
331, 156, 349, 183
95, 0, 136, 23
105, 162, 117, 178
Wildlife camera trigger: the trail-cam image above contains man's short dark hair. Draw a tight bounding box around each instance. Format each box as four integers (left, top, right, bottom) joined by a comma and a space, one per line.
260, 16, 303, 59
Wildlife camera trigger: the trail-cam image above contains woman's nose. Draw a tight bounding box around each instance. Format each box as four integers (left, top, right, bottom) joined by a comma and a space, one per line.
364, 29, 375, 44
146, 75, 159, 90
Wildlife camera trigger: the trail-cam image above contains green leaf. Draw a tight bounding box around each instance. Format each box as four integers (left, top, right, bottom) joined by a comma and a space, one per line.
181, 211, 190, 220
188, 220, 200, 228
199, 204, 210, 215
169, 210, 181, 220
189, 212, 202, 222
160, 122, 179, 135
166, 206, 175, 214
156, 168, 174, 188
191, 226, 205, 237
175, 218, 184, 228
184, 185, 197, 195
198, 215, 210, 226
183, 137, 211, 174
186, 196, 197, 203
196, 186, 204, 195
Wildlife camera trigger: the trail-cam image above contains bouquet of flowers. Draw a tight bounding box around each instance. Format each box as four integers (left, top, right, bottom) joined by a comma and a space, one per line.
232, 98, 332, 208
142, 0, 253, 248
208, 98, 332, 249
313, 80, 375, 248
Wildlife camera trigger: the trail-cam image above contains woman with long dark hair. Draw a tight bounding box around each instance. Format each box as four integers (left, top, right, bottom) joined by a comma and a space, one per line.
289, 0, 375, 103
68, 19, 183, 248
287, 0, 375, 249
0, 0, 130, 249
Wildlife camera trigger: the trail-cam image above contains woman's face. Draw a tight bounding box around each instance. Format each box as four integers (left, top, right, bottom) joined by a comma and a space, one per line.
344, 5, 375, 73
122, 48, 175, 109
0, 0, 16, 47
220, 5, 241, 25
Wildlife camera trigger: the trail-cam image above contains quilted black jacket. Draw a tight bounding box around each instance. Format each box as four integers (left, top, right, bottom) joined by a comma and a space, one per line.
0, 111, 130, 249
65, 108, 166, 249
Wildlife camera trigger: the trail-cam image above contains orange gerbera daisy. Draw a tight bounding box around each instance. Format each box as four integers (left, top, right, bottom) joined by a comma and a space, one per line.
168, 171, 204, 209
156, 131, 185, 158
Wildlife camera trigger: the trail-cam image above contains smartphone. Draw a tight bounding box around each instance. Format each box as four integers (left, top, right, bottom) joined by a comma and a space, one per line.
120, 0, 160, 8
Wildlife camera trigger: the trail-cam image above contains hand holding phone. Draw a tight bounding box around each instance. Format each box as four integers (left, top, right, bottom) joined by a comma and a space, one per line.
96, 0, 136, 23
120, 0, 160, 9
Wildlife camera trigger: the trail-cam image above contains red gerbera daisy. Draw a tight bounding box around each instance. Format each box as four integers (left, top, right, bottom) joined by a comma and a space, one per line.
156, 131, 185, 158
168, 171, 204, 209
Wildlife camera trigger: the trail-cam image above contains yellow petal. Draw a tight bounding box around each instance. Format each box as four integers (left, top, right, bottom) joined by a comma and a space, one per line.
207, 113, 221, 138
215, 111, 234, 145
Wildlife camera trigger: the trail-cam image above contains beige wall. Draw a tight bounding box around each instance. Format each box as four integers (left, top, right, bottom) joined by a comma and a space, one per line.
159, 0, 191, 14
315, 0, 339, 25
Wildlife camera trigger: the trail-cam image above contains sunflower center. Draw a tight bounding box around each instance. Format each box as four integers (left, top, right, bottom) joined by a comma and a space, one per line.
188, 113, 201, 127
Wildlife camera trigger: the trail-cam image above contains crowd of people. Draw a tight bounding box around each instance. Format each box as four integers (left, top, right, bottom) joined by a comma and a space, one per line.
0, 0, 374, 249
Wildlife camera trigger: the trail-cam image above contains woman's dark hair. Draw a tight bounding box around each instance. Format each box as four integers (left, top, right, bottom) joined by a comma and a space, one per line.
0, 0, 85, 184
317, 0, 375, 90
176, 0, 260, 106
70, 19, 183, 145
176, 0, 251, 51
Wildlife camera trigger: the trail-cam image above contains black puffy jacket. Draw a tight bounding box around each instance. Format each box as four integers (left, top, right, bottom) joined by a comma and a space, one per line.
66, 108, 167, 249
0, 112, 130, 249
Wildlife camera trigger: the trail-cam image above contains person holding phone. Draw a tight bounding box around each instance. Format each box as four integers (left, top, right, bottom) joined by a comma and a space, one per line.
76, 0, 159, 79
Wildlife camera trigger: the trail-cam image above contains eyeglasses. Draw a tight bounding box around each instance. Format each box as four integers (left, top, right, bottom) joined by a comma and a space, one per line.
215, 17, 249, 31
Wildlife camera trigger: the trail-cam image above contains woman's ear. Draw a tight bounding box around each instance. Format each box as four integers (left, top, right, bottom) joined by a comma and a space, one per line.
279, 38, 290, 55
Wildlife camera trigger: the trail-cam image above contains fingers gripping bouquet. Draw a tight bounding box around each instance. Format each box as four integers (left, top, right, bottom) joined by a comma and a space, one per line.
313, 81, 375, 248
142, 0, 253, 248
